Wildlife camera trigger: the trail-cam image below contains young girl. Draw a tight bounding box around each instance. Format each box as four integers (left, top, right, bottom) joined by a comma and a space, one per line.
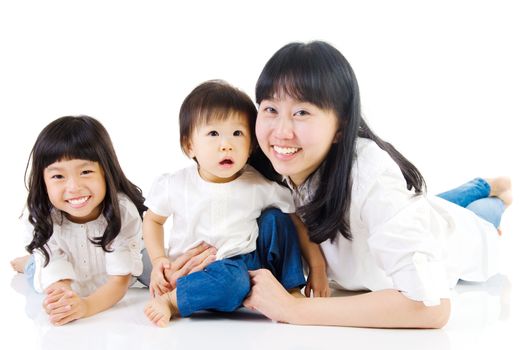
143, 80, 329, 327
11, 115, 148, 326
243, 41, 512, 328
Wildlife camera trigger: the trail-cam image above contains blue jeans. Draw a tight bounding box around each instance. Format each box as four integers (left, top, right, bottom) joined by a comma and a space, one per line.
437, 178, 505, 228
175, 208, 306, 317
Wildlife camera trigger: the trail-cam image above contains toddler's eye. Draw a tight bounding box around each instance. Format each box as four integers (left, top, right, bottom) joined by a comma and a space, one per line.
207, 131, 219, 136
233, 130, 244, 136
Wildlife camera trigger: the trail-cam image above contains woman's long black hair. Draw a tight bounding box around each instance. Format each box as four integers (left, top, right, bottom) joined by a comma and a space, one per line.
251, 41, 425, 244
25, 116, 147, 266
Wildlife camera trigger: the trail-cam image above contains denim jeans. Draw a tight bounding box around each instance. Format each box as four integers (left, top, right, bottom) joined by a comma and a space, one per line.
175, 208, 306, 317
437, 178, 505, 228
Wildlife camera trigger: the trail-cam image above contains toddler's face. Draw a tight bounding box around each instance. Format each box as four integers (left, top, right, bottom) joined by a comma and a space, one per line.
43, 159, 106, 223
187, 113, 252, 183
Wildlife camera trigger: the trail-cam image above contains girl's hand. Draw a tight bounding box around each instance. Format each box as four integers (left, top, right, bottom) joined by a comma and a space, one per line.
305, 266, 331, 298
243, 269, 299, 323
149, 256, 172, 298
43, 280, 72, 313
164, 243, 217, 288
46, 288, 88, 326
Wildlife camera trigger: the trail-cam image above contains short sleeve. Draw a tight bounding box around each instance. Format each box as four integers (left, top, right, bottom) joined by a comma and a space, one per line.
357, 144, 450, 306
105, 195, 143, 276
145, 173, 172, 217
29, 217, 76, 293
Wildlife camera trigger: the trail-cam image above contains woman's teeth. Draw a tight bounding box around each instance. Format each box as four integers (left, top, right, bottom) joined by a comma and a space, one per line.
273, 146, 299, 155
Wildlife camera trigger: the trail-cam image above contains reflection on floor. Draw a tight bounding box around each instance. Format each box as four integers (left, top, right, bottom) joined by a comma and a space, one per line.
7, 270, 523, 350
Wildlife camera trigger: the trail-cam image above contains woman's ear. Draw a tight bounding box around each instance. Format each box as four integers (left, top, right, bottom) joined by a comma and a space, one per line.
333, 130, 342, 143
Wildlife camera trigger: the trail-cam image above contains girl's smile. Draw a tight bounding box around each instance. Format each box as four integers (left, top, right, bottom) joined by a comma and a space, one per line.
44, 159, 106, 223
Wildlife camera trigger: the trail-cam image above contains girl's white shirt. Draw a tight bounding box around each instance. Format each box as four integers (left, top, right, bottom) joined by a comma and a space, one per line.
28, 193, 143, 296
289, 137, 499, 306
145, 164, 295, 261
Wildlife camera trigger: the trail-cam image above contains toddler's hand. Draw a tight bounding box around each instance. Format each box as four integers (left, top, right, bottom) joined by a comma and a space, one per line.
150, 256, 172, 298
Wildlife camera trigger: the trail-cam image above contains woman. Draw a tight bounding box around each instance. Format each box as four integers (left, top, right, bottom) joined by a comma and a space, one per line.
243, 41, 512, 328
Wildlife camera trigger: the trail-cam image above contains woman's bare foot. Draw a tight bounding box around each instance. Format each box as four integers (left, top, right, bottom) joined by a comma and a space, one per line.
10, 255, 30, 273
144, 289, 179, 327
485, 177, 513, 207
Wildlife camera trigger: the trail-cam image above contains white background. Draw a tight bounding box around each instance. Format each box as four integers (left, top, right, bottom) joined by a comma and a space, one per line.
1, 1, 526, 348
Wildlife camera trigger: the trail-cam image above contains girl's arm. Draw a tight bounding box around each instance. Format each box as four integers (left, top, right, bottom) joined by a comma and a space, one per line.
244, 269, 450, 328
143, 209, 172, 297
289, 214, 331, 297
48, 274, 131, 326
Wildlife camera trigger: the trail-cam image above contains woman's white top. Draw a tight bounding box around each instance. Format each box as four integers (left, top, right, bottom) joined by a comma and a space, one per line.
289, 138, 499, 306
30, 194, 143, 296
145, 164, 295, 261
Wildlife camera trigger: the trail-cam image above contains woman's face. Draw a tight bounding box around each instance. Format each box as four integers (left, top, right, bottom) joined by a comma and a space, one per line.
256, 95, 339, 186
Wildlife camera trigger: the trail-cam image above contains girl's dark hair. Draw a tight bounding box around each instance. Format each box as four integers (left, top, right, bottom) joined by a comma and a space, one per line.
251, 41, 425, 243
179, 80, 257, 156
25, 115, 147, 266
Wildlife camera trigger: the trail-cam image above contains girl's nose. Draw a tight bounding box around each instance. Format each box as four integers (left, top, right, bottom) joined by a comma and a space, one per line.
66, 177, 81, 191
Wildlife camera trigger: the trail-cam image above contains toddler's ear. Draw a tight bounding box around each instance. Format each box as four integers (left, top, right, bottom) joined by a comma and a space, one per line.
183, 140, 195, 158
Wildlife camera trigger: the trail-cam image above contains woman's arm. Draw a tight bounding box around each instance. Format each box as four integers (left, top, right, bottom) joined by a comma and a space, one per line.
289, 214, 330, 297
244, 269, 450, 329
47, 274, 131, 326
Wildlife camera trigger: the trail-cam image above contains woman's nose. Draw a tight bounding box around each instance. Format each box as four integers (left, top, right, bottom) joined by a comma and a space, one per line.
274, 116, 294, 139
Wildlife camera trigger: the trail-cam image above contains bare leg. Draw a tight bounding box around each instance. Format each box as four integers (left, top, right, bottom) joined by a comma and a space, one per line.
486, 177, 513, 207
10, 255, 30, 273
144, 289, 179, 327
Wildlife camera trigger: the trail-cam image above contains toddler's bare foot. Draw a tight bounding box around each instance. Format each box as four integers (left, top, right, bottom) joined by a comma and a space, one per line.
10, 255, 30, 273
144, 289, 178, 327
485, 177, 513, 207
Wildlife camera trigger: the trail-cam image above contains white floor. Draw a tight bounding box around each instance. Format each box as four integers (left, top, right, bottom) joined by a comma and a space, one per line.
4, 201, 526, 350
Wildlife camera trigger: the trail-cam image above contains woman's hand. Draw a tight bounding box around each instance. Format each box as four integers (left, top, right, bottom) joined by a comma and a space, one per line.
46, 288, 88, 326
164, 243, 217, 288
305, 266, 331, 297
243, 269, 300, 323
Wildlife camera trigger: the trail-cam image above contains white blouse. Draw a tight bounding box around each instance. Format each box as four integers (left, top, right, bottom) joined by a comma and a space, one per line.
289, 138, 499, 306
145, 164, 295, 261
30, 193, 143, 296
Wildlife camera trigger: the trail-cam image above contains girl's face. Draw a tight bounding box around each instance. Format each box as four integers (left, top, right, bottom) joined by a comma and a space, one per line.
44, 159, 106, 223
186, 113, 252, 183
256, 95, 339, 186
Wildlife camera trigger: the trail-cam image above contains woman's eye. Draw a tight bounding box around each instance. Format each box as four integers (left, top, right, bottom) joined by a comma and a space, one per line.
51, 174, 64, 180
294, 110, 309, 117
233, 130, 243, 136
207, 131, 219, 136
263, 106, 277, 113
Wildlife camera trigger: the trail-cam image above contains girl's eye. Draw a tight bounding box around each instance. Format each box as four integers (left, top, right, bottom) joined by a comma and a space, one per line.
233, 130, 244, 136
81, 170, 93, 175
207, 130, 219, 136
